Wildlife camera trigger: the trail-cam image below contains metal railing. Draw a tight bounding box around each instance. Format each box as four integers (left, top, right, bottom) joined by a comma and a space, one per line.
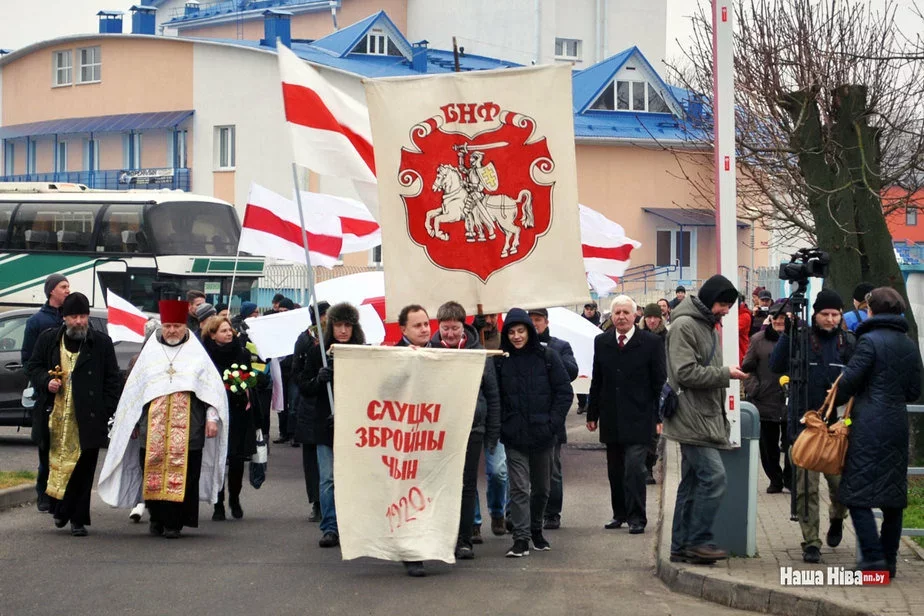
168, 0, 333, 21
901, 405, 924, 537
0, 169, 190, 191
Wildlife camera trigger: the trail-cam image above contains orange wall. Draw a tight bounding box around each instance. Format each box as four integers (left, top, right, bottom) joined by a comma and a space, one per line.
177, 0, 408, 41
213, 170, 235, 203
884, 187, 924, 243
2, 37, 193, 125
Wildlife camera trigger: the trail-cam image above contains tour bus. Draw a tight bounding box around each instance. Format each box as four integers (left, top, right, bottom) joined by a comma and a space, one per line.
0, 183, 264, 312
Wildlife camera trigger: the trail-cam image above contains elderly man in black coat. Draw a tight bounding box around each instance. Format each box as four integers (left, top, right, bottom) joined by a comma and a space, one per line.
586, 295, 666, 534
25, 292, 121, 536
834, 287, 922, 576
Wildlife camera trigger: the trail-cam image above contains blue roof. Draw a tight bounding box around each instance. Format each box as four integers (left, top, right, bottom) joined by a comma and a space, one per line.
573, 110, 704, 142
164, 1, 333, 25
0, 110, 194, 140
311, 11, 384, 57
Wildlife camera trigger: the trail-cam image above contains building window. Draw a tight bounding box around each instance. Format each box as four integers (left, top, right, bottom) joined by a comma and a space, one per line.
656, 229, 692, 267
591, 80, 671, 113
56, 142, 68, 173
371, 245, 382, 266
83, 138, 100, 172
174, 129, 187, 168
351, 29, 403, 57
77, 46, 101, 84
215, 126, 236, 170
25, 139, 36, 175
3, 141, 13, 176
123, 133, 142, 169
907, 206, 918, 227
53, 50, 72, 86
555, 38, 582, 61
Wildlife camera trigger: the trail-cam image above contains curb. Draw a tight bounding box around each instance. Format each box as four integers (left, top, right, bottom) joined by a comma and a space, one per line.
655, 444, 873, 616
0, 484, 35, 511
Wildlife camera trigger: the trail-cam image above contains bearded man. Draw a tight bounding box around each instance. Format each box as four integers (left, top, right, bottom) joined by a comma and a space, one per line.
99, 300, 228, 539
25, 292, 121, 536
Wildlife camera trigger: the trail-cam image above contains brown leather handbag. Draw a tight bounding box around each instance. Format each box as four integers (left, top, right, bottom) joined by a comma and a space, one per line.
790, 374, 854, 476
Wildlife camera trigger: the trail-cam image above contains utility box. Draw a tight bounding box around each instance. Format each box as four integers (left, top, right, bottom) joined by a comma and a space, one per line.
713, 401, 760, 557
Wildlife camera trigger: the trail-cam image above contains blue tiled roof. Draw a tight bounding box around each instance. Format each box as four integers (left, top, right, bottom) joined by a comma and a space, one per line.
310, 10, 384, 57
572, 47, 635, 113
163, 1, 333, 25
573, 110, 704, 142
0, 110, 194, 140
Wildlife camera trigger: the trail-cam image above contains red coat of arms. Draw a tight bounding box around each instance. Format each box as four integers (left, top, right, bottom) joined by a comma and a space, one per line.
398, 103, 555, 282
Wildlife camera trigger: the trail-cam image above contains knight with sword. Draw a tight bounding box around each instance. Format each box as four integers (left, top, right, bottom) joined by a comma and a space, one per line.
454, 143, 503, 242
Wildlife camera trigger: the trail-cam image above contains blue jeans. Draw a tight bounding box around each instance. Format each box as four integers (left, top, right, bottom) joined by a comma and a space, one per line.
316, 444, 338, 535
474, 442, 508, 525
670, 443, 727, 553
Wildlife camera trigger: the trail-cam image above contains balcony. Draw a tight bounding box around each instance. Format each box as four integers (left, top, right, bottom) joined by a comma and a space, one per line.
0, 168, 191, 191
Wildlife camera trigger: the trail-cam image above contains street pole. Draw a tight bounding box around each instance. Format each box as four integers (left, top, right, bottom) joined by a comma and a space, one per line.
713, 1, 741, 446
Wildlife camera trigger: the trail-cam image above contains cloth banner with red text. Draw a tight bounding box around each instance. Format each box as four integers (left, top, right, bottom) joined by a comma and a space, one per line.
332, 344, 485, 563
365, 64, 588, 320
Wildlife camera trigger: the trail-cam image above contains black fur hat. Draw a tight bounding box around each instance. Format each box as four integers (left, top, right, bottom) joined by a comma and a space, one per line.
326, 302, 359, 325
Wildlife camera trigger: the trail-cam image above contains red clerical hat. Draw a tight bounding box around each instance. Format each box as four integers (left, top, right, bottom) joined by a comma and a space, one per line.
159, 300, 188, 325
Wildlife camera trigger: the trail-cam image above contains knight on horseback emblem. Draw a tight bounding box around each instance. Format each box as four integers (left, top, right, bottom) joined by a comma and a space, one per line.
398, 105, 554, 282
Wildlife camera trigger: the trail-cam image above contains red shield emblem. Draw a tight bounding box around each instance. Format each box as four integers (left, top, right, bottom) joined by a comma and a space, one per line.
398, 106, 554, 282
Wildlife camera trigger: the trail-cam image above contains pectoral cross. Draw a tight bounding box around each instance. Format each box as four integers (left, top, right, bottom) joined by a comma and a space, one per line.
166, 364, 177, 381
48, 365, 66, 380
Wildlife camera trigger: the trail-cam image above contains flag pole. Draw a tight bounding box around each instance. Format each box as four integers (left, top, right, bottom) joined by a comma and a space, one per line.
292, 162, 335, 414
227, 246, 241, 308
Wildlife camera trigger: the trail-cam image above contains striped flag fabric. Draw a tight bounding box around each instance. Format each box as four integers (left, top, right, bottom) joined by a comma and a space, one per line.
239, 183, 343, 268
297, 190, 381, 254
277, 44, 377, 186
106, 290, 147, 344
580, 204, 641, 277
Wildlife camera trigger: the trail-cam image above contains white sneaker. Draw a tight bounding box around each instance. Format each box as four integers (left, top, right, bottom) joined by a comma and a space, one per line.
129, 503, 146, 523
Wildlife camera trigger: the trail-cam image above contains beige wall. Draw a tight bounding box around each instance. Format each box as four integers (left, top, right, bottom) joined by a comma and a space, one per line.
98, 133, 122, 170
35, 137, 54, 173
2, 37, 194, 125
141, 130, 169, 168
213, 170, 235, 203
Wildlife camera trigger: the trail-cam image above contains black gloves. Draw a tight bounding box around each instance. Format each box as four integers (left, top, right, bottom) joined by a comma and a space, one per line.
472, 313, 487, 330
317, 366, 333, 384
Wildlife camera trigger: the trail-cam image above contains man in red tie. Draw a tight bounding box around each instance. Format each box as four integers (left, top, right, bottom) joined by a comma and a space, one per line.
586, 295, 666, 535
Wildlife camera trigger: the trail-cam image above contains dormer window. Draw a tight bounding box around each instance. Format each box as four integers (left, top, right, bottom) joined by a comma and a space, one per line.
591, 80, 671, 113
353, 28, 403, 57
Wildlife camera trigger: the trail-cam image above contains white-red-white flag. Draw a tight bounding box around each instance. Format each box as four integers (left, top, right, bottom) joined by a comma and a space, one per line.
298, 190, 381, 254
106, 290, 147, 344
277, 44, 377, 186
580, 204, 641, 277
240, 183, 342, 268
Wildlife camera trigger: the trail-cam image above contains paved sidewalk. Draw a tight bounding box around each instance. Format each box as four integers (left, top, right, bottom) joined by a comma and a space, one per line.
656, 441, 924, 616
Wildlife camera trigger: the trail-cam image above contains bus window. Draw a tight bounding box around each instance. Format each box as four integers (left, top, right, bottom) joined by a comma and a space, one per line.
0, 203, 15, 248
8, 202, 101, 251
146, 201, 239, 256
98, 205, 144, 253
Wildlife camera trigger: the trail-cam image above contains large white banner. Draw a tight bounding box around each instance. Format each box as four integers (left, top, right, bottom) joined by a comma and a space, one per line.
332, 345, 485, 563
365, 64, 588, 321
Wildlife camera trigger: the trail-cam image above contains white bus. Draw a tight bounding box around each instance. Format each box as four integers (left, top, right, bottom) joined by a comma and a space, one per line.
0, 182, 264, 311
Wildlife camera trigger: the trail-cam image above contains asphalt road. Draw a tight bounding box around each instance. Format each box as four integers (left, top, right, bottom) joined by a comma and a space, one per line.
0, 415, 747, 616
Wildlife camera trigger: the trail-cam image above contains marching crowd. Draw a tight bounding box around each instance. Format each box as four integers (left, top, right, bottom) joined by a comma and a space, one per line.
17, 270, 922, 579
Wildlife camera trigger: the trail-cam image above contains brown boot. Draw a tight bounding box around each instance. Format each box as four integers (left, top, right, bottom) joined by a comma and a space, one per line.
685, 544, 728, 562
491, 516, 507, 536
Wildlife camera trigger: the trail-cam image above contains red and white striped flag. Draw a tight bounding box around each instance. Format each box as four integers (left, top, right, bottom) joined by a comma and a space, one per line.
277, 44, 377, 186
239, 183, 343, 268
107, 290, 147, 344
580, 204, 641, 276
298, 190, 380, 253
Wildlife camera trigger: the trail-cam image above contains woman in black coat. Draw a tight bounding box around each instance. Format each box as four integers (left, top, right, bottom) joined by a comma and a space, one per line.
201, 316, 256, 521
835, 287, 922, 575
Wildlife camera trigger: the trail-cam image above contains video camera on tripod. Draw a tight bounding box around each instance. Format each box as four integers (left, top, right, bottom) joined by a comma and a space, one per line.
779, 248, 830, 296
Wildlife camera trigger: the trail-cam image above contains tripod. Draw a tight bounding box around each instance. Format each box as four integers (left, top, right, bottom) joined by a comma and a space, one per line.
780, 281, 811, 522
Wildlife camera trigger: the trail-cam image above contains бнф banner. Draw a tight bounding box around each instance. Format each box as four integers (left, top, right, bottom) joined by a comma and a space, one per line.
365, 64, 587, 320
332, 345, 485, 562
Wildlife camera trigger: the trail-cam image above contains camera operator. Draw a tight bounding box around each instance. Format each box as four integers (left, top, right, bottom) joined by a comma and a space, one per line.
750, 289, 773, 337
769, 288, 855, 564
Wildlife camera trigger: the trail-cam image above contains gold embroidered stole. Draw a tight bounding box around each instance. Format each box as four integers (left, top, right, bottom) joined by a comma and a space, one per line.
143, 392, 192, 503
46, 340, 81, 500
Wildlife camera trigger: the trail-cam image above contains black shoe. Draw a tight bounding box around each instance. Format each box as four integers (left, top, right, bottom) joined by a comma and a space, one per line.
455, 544, 475, 560
506, 539, 530, 557
212, 504, 226, 521
308, 502, 321, 523
576, 406, 587, 415
163, 528, 181, 539
767, 484, 783, 494
272, 436, 290, 444
857, 558, 888, 572
149, 521, 164, 536
319, 532, 340, 548
628, 523, 645, 535
543, 516, 561, 530
826, 518, 843, 548
291, 441, 301, 448
471, 525, 484, 544
70, 523, 88, 537
230, 500, 243, 519
803, 545, 821, 563
531, 532, 551, 551
54, 516, 68, 529
37, 493, 51, 513
404, 561, 426, 577
604, 517, 626, 530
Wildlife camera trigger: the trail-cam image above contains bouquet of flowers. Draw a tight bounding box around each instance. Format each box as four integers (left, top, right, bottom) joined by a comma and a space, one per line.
222, 363, 258, 395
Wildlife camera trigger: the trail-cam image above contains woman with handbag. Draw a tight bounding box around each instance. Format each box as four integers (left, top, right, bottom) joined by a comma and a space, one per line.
834, 287, 922, 576
202, 316, 257, 521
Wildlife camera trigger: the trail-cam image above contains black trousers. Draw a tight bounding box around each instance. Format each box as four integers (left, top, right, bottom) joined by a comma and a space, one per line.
759, 420, 792, 489
36, 445, 49, 497
457, 431, 482, 548
49, 448, 99, 526
141, 448, 203, 530
217, 458, 245, 505
606, 442, 649, 527
302, 443, 319, 503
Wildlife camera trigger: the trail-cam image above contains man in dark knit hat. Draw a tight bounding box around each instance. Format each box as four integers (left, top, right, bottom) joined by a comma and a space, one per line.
25, 292, 121, 536
22, 273, 70, 512
771, 287, 855, 564
844, 282, 875, 333
663, 274, 748, 564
